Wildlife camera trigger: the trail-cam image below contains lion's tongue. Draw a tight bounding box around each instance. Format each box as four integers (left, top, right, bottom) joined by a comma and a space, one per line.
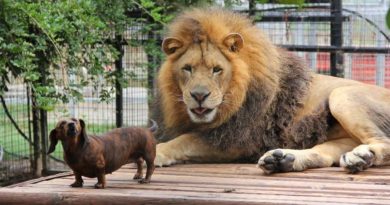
194, 107, 207, 115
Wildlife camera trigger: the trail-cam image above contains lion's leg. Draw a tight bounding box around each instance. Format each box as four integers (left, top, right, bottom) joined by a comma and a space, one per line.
329, 86, 390, 173
257, 137, 358, 174
155, 133, 242, 167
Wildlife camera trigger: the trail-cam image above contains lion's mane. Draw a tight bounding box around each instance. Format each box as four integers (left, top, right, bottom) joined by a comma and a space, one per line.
153, 9, 330, 160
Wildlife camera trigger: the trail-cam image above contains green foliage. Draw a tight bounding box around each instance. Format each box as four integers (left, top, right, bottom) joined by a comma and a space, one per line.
0, 0, 220, 110
3, 0, 295, 110
0, 0, 120, 109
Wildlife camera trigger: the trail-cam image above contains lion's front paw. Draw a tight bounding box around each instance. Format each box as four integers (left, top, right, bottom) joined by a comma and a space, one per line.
257, 149, 296, 174
154, 152, 178, 167
155, 143, 180, 167
340, 145, 374, 174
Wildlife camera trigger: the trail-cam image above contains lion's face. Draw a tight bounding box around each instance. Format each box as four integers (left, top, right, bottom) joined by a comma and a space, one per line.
172, 43, 233, 123
160, 19, 251, 127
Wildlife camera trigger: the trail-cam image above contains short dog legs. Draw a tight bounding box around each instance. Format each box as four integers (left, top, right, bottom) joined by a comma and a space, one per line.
133, 158, 144, 180
95, 169, 106, 189
70, 172, 83, 187
139, 154, 155, 184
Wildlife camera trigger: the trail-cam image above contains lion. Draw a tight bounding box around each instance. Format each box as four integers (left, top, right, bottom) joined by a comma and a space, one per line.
152, 8, 390, 174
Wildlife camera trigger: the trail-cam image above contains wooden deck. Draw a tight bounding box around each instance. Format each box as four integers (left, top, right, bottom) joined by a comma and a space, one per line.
1, 164, 390, 204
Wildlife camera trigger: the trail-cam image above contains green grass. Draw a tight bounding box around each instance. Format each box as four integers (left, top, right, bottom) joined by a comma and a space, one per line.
0, 103, 115, 161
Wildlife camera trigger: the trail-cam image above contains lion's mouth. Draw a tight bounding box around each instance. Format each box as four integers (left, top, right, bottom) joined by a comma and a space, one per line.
190, 107, 213, 116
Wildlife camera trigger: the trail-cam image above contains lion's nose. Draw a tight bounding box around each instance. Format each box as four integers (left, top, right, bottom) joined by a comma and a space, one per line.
190, 87, 211, 104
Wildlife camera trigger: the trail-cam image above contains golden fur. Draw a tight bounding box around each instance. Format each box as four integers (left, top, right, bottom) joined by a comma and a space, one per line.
153, 9, 390, 174
158, 9, 279, 129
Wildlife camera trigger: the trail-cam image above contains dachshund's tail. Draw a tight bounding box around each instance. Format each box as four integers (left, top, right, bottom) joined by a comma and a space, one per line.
148, 119, 158, 133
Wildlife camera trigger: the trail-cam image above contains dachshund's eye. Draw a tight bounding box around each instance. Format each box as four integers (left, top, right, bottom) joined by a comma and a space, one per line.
213, 66, 222, 74
59, 121, 66, 127
71, 118, 77, 122
182, 65, 192, 73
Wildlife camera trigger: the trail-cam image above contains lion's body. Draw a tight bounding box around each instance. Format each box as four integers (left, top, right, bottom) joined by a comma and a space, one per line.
154, 9, 390, 174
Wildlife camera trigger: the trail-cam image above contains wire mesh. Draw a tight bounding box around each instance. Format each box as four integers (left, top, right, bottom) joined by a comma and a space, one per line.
1, 0, 390, 185
0, 80, 34, 186
45, 22, 151, 171
255, 0, 390, 85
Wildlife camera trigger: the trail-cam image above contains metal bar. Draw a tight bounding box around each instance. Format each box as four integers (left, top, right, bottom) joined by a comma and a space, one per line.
249, 0, 256, 16
278, 44, 390, 54
31, 91, 41, 177
376, 34, 385, 87
115, 35, 124, 128
280, 45, 390, 53
39, 108, 47, 174
39, 60, 48, 175
147, 32, 157, 102
330, 0, 344, 77
255, 15, 350, 22
26, 84, 34, 174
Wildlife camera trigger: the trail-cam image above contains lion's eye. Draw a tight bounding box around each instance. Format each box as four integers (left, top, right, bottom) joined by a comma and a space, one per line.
213, 66, 222, 74
182, 65, 192, 73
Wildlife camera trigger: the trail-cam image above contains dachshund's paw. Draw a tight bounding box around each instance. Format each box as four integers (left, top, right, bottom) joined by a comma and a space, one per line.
340, 145, 374, 174
133, 173, 143, 180
70, 181, 83, 187
138, 178, 150, 184
154, 152, 177, 167
257, 149, 296, 174
94, 183, 105, 189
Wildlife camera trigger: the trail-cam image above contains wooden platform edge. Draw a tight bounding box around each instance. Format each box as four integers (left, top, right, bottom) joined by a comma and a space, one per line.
0, 190, 270, 205
5, 172, 73, 188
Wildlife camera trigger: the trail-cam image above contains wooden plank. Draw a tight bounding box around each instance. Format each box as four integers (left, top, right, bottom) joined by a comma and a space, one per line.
2, 186, 390, 205
7, 172, 73, 188
20, 181, 390, 200
1, 164, 390, 204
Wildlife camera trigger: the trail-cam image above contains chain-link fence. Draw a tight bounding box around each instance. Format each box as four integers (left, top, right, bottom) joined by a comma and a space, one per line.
0, 81, 34, 186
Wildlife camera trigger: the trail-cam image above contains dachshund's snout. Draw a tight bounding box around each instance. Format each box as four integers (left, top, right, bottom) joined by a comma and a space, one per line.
69, 122, 76, 129
67, 122, 77, 137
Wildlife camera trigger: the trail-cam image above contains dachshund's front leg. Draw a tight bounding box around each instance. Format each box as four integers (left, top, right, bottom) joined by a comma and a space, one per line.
70, 172, 83, 187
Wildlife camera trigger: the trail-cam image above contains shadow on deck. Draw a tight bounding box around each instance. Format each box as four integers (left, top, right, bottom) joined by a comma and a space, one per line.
1, 164, 390, 204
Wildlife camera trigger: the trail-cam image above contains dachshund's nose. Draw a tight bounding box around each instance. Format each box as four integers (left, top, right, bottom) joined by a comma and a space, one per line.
68, 122, 76, 130
67, 122, 77, 137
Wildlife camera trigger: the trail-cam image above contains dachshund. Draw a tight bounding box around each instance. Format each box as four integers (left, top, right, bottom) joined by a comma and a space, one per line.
47, 118, 156, 189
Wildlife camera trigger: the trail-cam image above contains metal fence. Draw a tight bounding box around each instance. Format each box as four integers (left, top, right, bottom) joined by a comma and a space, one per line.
1, 0, 389, 186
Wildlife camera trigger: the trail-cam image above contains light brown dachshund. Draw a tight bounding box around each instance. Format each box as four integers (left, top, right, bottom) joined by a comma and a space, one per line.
47, 118, 156, 188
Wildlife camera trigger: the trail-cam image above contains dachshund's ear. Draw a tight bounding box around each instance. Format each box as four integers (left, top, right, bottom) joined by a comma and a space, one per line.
79, 119, 89, 146
47, 129, 58, 154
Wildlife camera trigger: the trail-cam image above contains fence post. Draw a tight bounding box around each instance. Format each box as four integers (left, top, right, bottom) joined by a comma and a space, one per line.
249, 0, 256, 16
330, 0, 344, 77
115, 35, 124, 128
31, 92, 42, 177
147, 32, 159, 101
39, 65, 48, 175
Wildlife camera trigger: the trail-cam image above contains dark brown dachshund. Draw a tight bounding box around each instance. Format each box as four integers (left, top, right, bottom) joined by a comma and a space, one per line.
47, 118, 156, 188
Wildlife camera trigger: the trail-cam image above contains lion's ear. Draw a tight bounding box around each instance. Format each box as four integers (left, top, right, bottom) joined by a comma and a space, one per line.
223, 33, 244, 52
162, 37, 183, 55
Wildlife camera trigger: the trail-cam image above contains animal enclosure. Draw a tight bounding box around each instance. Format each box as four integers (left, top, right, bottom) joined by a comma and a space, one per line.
1, 0, 390, 186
